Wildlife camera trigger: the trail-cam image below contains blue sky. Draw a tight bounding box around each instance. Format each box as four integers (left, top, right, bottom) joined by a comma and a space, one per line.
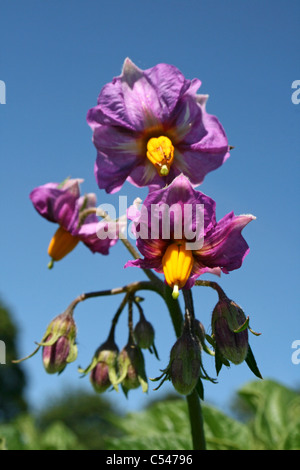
1, 0, 299, 416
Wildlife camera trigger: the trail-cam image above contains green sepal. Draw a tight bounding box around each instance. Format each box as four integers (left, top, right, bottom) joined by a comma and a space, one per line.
107, 364, 119, 392
214, 346, 230, 376
202, 342, 215, 356
245, 345, 263, 379
149, 341, 160, 360
199, 364, 217, 384
115, 355, 130, 385
205, 334, 216, 348
234, 316, 250, 333
249, 326, 261, 336
78, 355, 98, 376
151, 373, 170, 392
67, 342, 78, 364
121, 384, 129, 398
57, 176, 71, 189
38, 331, 62, 347
138, 374, 148, 393
195, 378, 204, 400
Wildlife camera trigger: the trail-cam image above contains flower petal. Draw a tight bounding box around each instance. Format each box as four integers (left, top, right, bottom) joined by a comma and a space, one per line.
87, 59, 192, 133
30, 179, 82, 228
93, 125, 141, 194
194, 213, 255, 273
71, 193, 119, 254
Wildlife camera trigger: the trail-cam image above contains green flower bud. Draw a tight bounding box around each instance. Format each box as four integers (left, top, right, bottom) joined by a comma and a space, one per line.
212, 297, 249, 365
192, 319, 206, 348
134, 316, 155, 349
117, 336, 148, 393
169, 323, 201, 395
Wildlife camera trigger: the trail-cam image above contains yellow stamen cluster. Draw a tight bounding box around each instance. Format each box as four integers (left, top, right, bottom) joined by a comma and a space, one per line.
146, 136, 174, 176
48, 226, 79, 268
162, 241, 194, 299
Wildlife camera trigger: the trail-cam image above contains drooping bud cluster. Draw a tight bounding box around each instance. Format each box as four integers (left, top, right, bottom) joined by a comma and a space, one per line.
40, 310, 77, 374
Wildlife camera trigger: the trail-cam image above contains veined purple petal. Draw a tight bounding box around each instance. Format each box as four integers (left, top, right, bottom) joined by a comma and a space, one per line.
93, 124, 141, 193
176, 147, 229, 187
194, 213, 255, 273
139, 174, 217, 239
88, 59, 192, 133
125, 256, 163, 272
30, 179, 82, 227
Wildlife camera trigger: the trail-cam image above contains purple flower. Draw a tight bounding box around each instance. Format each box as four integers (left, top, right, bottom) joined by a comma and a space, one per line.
126, 175, 255, 298
87, 58, 230, 193
29, 178, 118, 267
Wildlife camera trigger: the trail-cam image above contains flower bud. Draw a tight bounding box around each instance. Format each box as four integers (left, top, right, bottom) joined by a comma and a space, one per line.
90, 360, 111, 394
169, 323, 201, 395
212, 297, 248, 365
42, 335, 70, 374
192, 319, 206, 348
90, 343, 119, 393
117, 338, 148, 393
134, 316, 155, 349
40, 311, 77, 374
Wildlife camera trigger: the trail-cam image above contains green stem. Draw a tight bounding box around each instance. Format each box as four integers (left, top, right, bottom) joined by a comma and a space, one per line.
186, 390, 206, 450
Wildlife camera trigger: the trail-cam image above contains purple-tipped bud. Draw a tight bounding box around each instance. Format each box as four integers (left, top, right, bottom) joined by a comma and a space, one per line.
134, 317, 155, 349
212, 297, 248, 365
90, 362, 111, 393
89, 345, 119, 393
169, 324, 201, 395
41, 311, 77, 374
42, 335, 70, 374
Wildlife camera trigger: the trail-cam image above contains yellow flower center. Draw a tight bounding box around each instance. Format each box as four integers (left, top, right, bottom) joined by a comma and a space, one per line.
146, 136, 174, 176
162, 241, 194, 299
47, 226, 80, 268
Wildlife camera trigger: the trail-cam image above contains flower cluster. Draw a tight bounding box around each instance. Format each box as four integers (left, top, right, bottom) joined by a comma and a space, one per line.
24, 59, 260, 401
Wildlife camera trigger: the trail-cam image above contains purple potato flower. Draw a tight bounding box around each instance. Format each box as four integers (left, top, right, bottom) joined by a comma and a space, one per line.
87, 58, 230, 193
126, 175, 255, 298
29, 178, 119, 267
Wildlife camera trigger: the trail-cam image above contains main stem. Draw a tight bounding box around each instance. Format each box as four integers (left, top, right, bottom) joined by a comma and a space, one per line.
186, 390, 206, 450
182, 288, 206, 450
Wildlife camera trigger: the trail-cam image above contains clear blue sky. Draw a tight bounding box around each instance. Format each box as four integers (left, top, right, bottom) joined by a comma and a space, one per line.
1, 0, 299, 415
